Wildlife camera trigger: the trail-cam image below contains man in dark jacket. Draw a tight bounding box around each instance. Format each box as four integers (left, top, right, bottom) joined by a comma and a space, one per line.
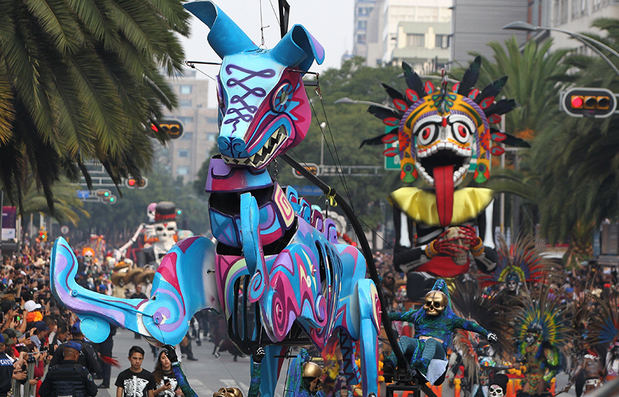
39, 341, 98, 397
50, 322, 101, 376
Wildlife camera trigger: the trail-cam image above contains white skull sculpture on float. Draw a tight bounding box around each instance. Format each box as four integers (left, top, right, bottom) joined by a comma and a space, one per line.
152, 201, 178, 264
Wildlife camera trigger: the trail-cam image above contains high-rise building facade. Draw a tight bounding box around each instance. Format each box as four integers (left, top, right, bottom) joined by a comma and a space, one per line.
353, 0, 452, 69
353, 0, 379, 61
451, 0, 528, 66
159, 70, 218, 184
542, 0, 619, 51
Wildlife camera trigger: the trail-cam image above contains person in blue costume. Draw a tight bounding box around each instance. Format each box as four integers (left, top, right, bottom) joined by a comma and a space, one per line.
284, 349, 325, 397
385, 279, 497, 385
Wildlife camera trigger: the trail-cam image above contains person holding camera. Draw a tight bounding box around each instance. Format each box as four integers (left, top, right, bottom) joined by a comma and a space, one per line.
152, 350, 182, 397
39, 340, 98, 397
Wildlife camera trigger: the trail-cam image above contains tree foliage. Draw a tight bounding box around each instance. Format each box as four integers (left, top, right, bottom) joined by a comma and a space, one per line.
0, 0, 189, 213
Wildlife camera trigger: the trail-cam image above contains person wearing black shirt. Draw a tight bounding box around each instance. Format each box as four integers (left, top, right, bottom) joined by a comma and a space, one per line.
39, 341, 98, 397
50, 322, 101, 376
115, 346, 155, 397
0, 334, 17, 397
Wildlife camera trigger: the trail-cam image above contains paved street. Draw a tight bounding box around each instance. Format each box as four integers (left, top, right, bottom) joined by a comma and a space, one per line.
99, 328, 286, 397
97, 329, 577, 397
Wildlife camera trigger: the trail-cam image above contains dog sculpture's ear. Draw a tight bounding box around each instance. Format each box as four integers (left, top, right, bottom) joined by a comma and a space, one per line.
271, 25, 325, 72
184, 1, 258, 58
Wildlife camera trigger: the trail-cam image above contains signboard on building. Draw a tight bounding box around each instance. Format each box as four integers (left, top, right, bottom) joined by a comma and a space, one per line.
1, 206, 16, 240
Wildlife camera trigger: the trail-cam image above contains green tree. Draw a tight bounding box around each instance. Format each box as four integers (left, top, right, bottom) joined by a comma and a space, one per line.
20, 179, 88, 226
76, 162, 210, 240
0, 0, 189, 211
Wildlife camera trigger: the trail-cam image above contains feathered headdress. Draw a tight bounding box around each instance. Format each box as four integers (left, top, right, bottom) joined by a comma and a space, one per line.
362, 57, 527, 184
588, 293, 619, 351
451, 277, 510, 355
478, 235, 548, 289
512, 287, 571, 351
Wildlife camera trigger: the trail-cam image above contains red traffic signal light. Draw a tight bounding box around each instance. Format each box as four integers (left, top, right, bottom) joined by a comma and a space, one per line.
151, 120, 183, 139
126, 177, 148, 189
561, 87, 617, 118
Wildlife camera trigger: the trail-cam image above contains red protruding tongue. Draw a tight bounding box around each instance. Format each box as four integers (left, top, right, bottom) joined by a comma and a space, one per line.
434, 165, 454, 227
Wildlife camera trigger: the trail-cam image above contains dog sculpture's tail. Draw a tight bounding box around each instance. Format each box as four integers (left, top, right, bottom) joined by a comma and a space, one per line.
50, 236, 219, 345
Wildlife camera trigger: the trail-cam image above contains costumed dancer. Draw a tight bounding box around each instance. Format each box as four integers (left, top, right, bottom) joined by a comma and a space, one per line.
478, 235, 547, 304
144, 202, 179, 265
450, 277, 508, 397
588, 293, 619, 389
511, 289, 569, 397
384, 279, 497, 385
361, 58, 527, 297
284, 349, 325, 397
488, 373, 509, 397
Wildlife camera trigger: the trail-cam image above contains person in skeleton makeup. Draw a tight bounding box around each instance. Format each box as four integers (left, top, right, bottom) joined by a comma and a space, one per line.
385, 279, 497, 385
488, 374, 508, 397
361, 58, 528, 300
513, 287, 568, 397
143, 202, 179, 265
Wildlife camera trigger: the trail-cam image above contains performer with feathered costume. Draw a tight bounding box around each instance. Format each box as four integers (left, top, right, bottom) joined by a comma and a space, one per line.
385, 279, 497, 385
478, 235, 547, 300
587, 293, 619, 390
450, 276, 510, 397
361, 58, 528, 298
511, 288, 569, 397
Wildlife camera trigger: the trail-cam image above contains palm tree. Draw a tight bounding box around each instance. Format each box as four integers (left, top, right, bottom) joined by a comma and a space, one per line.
0, 0, 189, 212
20, 179, 89, 226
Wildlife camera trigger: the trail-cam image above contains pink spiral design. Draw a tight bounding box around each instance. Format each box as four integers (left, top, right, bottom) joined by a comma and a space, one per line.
271, 291, 288, 341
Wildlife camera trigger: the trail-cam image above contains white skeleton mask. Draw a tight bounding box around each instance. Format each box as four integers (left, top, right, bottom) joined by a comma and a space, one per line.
155, 221, 177, 250
489, 384, 504, 397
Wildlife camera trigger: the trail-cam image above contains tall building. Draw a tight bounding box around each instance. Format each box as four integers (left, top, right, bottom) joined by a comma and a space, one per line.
541, 0, 619, 51
353, 0, 379, 61
380, 0, 452, 65
159, 70, 219, 184
354, 0, 452, 68
451, 0, 528, 66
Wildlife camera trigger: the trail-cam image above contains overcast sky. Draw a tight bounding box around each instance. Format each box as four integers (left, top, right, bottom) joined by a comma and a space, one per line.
180, 0, 355, 75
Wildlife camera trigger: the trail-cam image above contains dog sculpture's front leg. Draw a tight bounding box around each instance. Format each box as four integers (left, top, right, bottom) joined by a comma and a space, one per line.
240, 192, 269, 303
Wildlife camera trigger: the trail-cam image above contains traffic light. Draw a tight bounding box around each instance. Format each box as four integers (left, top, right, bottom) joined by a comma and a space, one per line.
38, 229, 47, 242
560, 87, 617, 118
176, 209, 182, 216
151, 120, 183, 139
107, 195, 117, 205
126, 177, 148, 189
95, 189, 111, 198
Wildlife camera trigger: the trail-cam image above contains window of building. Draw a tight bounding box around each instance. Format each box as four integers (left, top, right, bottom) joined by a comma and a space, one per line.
358, 7, 371, 16
435, 35, 450, 49
560, 0, 569, 23
178, 116, 194, 124
179, 85, 192, 94
177, 167, 189, 176
356, 34, 366, 44
178, 150, 189, 158
181, 132, 194, 141
179, 99, 192, 107
357, 20, 367, 31
407, 34, 425, 48
206, 133, 216, 142
206, 117, 218, 124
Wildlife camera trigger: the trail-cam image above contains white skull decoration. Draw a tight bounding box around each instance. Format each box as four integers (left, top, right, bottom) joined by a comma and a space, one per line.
489, 385, 504, 397
155, 221, 177, 247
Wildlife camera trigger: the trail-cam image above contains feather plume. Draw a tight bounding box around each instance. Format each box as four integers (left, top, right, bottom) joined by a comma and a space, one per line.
484, 99, 517, 117
475, 77, 508, 104
401, 62, 425, 97
457, 56, 481, 96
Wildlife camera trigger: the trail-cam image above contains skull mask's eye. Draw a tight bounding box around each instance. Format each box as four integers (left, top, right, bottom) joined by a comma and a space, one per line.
451, 121, 471, 144
417, 123, 438, 146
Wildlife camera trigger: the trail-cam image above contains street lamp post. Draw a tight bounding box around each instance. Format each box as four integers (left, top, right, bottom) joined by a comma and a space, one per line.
503, 21, 619, 76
